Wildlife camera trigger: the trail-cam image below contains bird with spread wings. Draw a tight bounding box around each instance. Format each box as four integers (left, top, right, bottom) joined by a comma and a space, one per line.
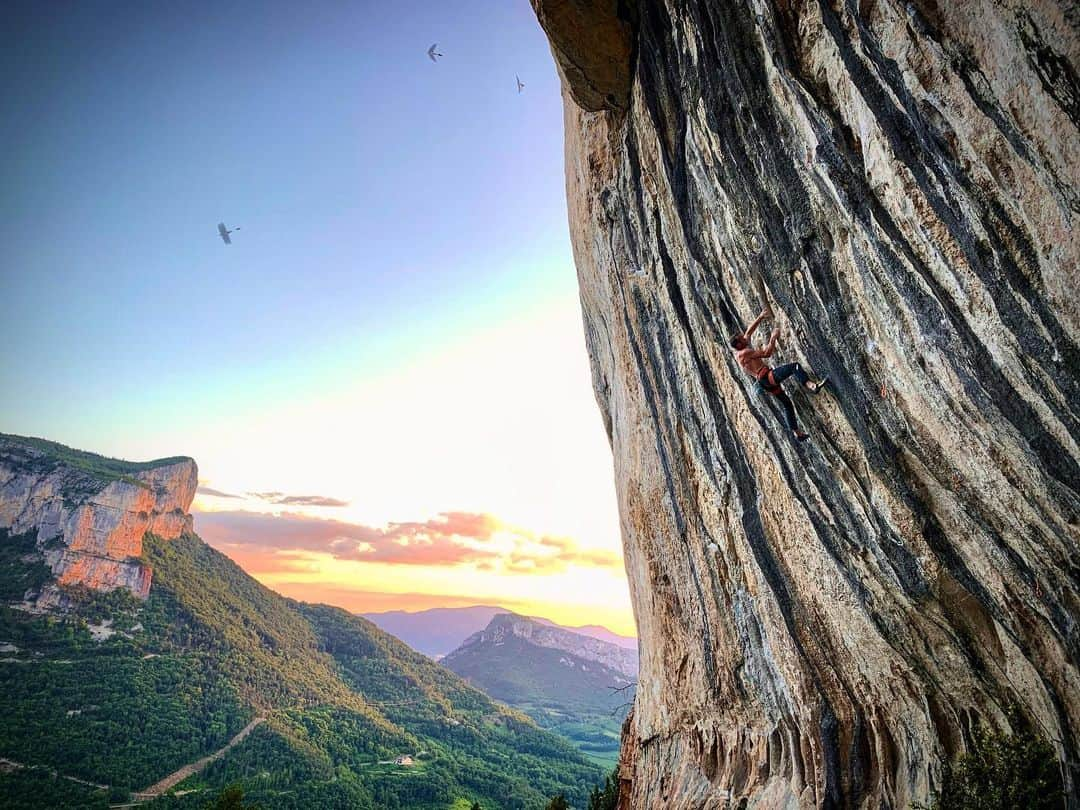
217, 223, 240, 245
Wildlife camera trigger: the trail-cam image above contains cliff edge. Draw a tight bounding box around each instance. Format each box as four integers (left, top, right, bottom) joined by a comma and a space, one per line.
0, 434, 197, 600
532, 0, 1079, 807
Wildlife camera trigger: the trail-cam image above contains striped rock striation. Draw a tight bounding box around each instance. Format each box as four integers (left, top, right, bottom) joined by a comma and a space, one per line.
532, 0, 1079, 807
0, 435, 197, 600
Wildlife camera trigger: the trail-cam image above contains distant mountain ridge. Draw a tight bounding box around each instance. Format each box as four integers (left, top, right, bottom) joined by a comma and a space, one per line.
529, 617, 637, 651
363, 605, 637, 659
453, 613, 638, 677
361, 605, 509, 658
441, 613, 636, 767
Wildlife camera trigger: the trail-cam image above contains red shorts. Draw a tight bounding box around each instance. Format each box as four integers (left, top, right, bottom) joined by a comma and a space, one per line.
756, 368, 782, 395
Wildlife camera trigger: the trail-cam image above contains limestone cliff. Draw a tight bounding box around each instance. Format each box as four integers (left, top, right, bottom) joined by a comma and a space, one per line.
531, 0, 1079, 807
0, 435, 196, 600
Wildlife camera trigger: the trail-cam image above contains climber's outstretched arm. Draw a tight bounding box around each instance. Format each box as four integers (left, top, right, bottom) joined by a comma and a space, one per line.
743, 308, 770, 340
751, 328, 780, 359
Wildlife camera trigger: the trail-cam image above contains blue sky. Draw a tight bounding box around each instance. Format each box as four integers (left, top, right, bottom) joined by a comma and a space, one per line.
2, 0, 575, 440
0, 1, 632, 631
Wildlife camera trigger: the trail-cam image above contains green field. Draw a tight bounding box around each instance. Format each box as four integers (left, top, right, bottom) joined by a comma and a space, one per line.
532, 715, 624, 770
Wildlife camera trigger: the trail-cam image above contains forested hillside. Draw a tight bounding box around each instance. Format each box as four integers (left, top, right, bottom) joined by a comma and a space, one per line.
0, 527, 602, 808
444, 616, 633, 769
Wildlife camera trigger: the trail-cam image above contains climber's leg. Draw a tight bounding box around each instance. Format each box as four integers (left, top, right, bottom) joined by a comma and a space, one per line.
770, 362, 824, 393
773, 391, 808, 441
770, 362, 808, 386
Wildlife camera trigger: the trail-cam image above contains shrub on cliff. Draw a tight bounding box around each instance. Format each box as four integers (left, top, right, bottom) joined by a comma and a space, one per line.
917, 719, 1063, 810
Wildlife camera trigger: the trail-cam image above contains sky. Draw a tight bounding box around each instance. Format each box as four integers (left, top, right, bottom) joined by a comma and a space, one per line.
0, 1, 634, 635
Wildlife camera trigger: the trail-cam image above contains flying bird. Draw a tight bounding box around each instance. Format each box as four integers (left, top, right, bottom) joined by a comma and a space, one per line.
516, 74, 525, 93
427, 43, 442, 62
217, 222, 240, 245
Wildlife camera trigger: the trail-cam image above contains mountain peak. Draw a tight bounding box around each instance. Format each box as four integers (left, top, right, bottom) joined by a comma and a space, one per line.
362, 604, 637, 659
452, 611, 638, 677
442, 611, 636, 766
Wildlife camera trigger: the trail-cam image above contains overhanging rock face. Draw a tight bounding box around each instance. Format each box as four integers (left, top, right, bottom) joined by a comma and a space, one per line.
533, 0, 1080, 806
530, 0, 636, 112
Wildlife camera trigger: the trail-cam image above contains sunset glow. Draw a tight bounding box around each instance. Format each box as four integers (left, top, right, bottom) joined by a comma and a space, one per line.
185, 296, 635, 637
1, 1, 635, 639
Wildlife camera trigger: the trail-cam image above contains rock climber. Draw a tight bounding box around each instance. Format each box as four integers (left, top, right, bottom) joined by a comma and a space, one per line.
730, 308, 827, 442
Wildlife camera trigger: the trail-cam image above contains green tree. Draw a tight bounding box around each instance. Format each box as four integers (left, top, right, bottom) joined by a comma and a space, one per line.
589, 766, 620, 810
203, 785, 260, 810
546, 795, 570, 810
472, 803, 483, 810
917, 719, 1062, 810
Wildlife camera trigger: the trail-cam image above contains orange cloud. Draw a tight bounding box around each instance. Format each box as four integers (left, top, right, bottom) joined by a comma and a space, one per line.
265, 585, 529, 614
209, 545, 323, 576
192, 510, 620, 573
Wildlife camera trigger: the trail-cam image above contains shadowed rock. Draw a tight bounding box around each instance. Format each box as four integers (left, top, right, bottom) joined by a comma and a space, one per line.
530, 0, 635, 112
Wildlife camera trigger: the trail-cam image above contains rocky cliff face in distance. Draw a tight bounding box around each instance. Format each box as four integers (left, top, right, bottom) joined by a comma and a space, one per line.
450, 612, 639, 677
0, 435, 197, 600
532, 0, 1079, 807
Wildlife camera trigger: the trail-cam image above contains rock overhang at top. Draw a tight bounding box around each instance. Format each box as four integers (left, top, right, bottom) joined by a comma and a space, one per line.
530, 0, 636, 113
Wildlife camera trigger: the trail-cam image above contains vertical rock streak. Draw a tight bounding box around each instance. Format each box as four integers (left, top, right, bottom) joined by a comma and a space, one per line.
534, 0, 1079, 806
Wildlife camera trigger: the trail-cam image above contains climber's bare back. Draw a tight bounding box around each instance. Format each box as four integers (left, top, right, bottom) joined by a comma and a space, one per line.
735, 347, 769, 379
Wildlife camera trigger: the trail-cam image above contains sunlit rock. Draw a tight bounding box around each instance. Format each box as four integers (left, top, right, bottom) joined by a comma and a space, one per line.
0, 436, 197, 600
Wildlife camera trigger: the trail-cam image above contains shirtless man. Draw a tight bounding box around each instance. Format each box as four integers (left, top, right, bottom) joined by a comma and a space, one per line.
730, 309, 826, 442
